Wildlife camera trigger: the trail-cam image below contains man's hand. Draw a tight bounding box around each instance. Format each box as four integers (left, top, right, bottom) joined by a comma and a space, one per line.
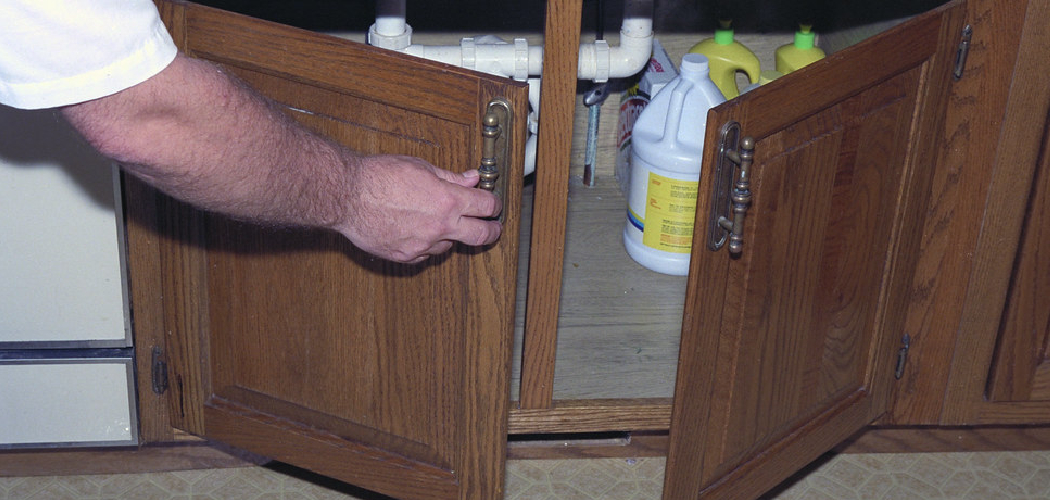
334, 154, 503, 264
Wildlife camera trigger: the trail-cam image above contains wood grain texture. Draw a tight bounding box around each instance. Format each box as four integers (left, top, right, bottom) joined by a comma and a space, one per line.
884, 0, 1050, 427
941, 0, 1050, 425
129, 2, 528, 499
0, 442, 263, 477
519, 0, 583, 410
987, 120, 1050, 402
509, 399, 672, 434
123, 174, 176, 443
885, 0, 1029, 425
182, 9, 483, 124
838, 425, 1050, 454
663, 3, 966, 498
698, 392, 874, 500
135, 0, 210, 440
113, 4, 1049, 487
204, 399, 457, 500
459, 77, 529, 500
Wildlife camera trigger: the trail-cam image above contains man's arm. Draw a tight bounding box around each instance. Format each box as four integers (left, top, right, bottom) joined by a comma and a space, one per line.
61, 53, 502, 263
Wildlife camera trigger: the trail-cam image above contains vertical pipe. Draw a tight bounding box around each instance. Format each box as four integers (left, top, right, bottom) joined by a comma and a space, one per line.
373, 0, 406, 35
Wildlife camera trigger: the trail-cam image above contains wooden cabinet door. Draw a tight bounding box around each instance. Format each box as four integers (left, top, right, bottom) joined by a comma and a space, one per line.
986, 121, 1050, 403
662, 3, 967, 499
125, 2, 527, 499
891, 0, 1050, 426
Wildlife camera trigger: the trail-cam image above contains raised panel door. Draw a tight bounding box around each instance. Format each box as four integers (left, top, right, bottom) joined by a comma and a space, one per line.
125, 2, 528, 499
663, 2, 967, 498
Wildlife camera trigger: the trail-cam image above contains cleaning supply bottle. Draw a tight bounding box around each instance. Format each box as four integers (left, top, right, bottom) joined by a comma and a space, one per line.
687, 21, 760, 99
775, 24, 825, 74
624, 53, 726, 276
741, 69, 784, 94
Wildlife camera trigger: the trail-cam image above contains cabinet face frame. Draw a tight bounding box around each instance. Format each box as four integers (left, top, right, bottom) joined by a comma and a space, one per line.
663, 2, 968, 498
117, 0, 1050, 495
877, 0, 1050, 427
936, 0, 1050, 425
127, 2, 527, 499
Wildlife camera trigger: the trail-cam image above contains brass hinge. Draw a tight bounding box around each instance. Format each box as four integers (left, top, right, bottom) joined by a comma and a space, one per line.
151, 346, 168, 394
953, 25, 973, 80
894, 334, 911, 380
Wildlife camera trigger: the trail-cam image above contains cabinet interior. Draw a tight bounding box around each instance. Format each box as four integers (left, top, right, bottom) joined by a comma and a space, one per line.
507, 24, 909, 403
239, 0, 937, 408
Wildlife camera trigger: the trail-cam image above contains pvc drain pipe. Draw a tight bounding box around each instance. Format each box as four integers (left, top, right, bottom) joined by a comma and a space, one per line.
368, 0, 654, 83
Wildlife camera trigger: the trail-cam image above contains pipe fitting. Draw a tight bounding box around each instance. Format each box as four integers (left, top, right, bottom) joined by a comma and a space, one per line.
368, 21, 412, 50
514, 38, 530, 81
461, 37, 476, 70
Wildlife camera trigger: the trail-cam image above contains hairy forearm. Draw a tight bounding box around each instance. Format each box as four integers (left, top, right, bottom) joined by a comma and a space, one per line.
62, 52, 503, 263
62, 53, 351, 230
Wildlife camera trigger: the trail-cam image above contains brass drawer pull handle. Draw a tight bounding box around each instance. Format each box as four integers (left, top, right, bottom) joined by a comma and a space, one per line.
478, 99, 512, 194
477, 98, 512, 223
478, 110, 501, 191
708, 121, 754, 255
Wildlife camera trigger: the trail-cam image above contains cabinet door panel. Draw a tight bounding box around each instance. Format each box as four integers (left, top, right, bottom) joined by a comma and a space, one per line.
987, 121, 1050, 402
126, 2, 527, 499
663, 3, 966, 499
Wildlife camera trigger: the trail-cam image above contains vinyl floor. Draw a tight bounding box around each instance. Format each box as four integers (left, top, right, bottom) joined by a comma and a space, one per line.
5, 451, 1050, 499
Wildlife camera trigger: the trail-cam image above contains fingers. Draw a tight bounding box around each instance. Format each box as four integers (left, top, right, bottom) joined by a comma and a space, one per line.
432, 168, 482, 188
420, 163, 501, 217
450, 217, 503, 246
438, 182, 503, 245
347, 156, 506, 262
458, 187, 503, 219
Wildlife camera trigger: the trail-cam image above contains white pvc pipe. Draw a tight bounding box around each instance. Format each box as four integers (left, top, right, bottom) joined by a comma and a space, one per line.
369, 0, 654, 176
369, 0, 410, 49
577, 17, 653, 80
404, 40, 544, 81
374, 17, 407, 36
522, 77, 542, 176
371, 0, 654, 83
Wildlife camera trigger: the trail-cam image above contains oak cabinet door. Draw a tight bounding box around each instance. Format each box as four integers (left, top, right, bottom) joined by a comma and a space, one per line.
986, 121, 1050, 404
126, 2, 527, 499
662, 2, 967, 499
891, 0, 1050, 426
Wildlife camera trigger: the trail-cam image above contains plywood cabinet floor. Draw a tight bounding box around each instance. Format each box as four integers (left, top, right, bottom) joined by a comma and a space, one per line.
508, 31, 806, 404
512, 181, 686, 402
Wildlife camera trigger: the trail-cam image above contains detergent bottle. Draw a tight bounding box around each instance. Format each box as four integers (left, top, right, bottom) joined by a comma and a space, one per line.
775, 24, 826, 74
624, 53, 726, 276
687, 21, 760, 99
741, 69, 784, 93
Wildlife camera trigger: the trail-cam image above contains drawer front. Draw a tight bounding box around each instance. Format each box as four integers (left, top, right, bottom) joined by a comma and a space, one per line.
0, 358, 137, 448
0, 109, 129, 348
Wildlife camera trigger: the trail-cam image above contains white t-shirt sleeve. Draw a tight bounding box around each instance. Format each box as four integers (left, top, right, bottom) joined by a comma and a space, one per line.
0, 0, 178, 110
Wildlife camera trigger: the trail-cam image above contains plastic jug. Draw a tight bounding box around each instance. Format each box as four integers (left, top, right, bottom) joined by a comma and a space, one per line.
624, 53, 726, 276
687, 23, 760, 99
775, 24, 826, 74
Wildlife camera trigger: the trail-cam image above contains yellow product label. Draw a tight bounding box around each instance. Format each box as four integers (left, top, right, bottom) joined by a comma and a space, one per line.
642, 172, 698, 253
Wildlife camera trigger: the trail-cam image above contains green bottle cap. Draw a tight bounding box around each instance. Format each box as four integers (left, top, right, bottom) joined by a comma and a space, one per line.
714, 28, 735, 45
794, 24, 816, 50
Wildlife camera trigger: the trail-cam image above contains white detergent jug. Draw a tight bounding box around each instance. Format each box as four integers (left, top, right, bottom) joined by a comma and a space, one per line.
623, 53, 725, 275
